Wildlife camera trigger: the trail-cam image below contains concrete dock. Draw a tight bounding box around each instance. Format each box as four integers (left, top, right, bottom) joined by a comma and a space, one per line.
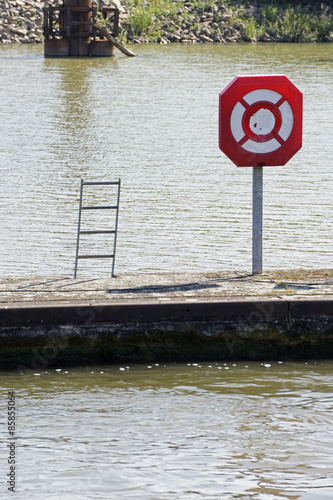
1, 270, 333, 369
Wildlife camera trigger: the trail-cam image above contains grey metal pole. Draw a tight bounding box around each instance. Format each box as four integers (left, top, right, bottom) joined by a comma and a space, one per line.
111, 178, 121, 278
252, 166, 263, 275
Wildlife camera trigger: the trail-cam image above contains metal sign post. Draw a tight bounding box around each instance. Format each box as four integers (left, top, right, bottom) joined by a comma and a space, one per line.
252, 166, 263, 275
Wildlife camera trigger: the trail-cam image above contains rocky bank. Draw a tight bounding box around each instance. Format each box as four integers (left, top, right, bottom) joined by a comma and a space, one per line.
0, 0, 332, 45
0, 0, 45, 43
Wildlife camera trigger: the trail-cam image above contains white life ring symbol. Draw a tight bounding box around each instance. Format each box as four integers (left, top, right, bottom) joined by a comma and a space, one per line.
230, 89, 294, 154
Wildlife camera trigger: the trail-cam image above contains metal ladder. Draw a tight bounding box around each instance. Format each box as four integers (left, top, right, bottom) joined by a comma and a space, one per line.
74, 178, 121, 278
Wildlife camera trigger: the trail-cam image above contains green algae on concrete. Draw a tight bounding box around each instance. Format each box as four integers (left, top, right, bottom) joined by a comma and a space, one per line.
1, 315, 333, 370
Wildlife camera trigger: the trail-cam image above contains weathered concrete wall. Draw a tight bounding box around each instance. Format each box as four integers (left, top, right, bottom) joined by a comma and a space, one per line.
1, 299, 333, 370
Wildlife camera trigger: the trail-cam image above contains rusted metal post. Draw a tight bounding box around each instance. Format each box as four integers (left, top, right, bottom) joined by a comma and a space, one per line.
66, 6, 71, 38
44, 0, 118, 57
43, 7, 49, 39
114, 8, 119, 38
92, 6, 97, 39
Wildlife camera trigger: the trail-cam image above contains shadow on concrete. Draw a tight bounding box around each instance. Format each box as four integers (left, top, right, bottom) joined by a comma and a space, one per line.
273, 283, 316, 291
108, 282, 220, 295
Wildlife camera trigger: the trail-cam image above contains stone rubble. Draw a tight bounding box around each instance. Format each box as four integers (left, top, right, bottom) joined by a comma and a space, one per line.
0, 0, 130, 44
0, 1, 332, 45
0, 0, 47, 44
127, 0, 333, 45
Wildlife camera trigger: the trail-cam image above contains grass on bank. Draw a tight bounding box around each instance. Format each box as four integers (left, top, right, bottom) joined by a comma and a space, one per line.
122, 0, 183, 39
119, 0, 333, 42
241, 4, 333, 42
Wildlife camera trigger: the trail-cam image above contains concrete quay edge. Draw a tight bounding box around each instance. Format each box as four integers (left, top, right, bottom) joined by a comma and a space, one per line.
1, 295, 333, 323
1, 271, 333, 369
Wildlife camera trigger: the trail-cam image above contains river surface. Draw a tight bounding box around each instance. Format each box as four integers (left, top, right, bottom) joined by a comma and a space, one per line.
0, 43, 333, 277
0, 360, 333, 499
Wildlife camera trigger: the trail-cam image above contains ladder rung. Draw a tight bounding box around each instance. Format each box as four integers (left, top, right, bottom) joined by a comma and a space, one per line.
83, 181, 120, 186
79, 230, 116, 235
82, 205, 118, 210
78, 254, 114, 259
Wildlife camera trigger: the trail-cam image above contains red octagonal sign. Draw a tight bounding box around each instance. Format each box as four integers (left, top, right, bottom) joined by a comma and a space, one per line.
219, 75, 303, 167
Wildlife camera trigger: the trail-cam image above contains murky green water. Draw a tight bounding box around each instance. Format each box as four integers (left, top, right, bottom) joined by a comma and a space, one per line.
1, 360, 333, 499
1, 43, 333, 277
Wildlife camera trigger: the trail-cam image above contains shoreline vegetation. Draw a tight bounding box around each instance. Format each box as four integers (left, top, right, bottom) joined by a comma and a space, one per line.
0, 0, 333, 45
